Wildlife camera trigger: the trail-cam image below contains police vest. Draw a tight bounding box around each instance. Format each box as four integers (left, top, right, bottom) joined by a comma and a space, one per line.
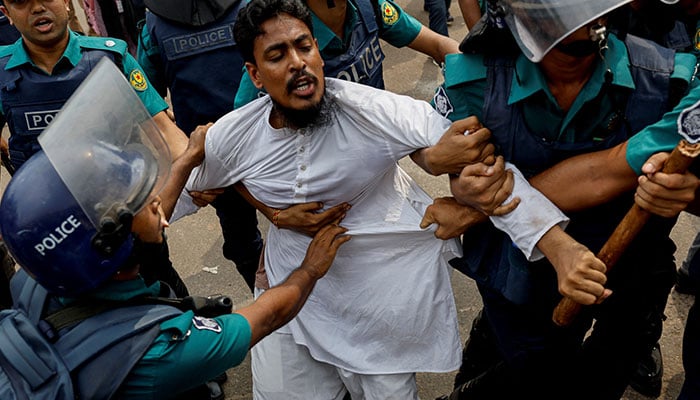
323, 0, 386, 89
3, 269, 181, 399
451, 35, 684, 305
145, 2, 244, 134
0, 41, 122, 171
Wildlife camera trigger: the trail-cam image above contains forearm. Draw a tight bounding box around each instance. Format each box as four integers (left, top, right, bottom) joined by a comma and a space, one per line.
490, 165, 568, 260
407, 26, 460, 64
410, 148, 437, 175
234, 182, 276, 220
529, 142, 638, 212
237, 267, 318, 346
161, 154, 201, 221
458, 0, 482, 29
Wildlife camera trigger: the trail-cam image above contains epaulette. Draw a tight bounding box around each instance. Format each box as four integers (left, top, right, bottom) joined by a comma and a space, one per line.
444, 53, 487, 89
77, 36, 127, 56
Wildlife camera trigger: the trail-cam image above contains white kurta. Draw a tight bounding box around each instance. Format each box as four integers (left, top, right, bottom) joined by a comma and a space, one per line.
174, 79, 566, 373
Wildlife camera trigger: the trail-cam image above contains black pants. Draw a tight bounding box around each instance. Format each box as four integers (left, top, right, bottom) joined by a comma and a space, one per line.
212, 186, 263, 291
457, 236, 675, 400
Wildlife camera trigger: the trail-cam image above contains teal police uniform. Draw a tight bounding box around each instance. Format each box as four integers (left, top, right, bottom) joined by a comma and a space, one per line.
434, 33, 697, 398
63, 277, 252, 398
233, 0, 422, 107
0, 31, 167, 170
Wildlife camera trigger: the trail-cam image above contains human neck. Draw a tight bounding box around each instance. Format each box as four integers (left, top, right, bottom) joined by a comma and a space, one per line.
306, 0, 348, 39
24, 34, 69, 74
539, 51, 597, 112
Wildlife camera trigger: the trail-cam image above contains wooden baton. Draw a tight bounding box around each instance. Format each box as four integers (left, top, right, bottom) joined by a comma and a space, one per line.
552, 139, 700, 327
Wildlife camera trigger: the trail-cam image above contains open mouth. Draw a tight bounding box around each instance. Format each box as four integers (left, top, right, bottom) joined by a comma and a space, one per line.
287, 73, 318, 98
33, 17, 53, 32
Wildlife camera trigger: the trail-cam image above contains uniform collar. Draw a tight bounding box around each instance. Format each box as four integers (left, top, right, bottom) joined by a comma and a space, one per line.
311, 1, 359, 51
5, 30, 82, 71
508, 34, 635, 105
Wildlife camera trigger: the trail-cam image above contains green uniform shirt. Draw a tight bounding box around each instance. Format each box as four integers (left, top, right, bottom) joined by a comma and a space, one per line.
234, 0, 423, 108
0, 31, 167, 116
60, 277, 252, 399
440, 34, 698, 172
626, 83, 700, 174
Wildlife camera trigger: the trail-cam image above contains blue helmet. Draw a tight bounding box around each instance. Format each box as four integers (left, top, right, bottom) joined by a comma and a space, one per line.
0, 59, 171, 296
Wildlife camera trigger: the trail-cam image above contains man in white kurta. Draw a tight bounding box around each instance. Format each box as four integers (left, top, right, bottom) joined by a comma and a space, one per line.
173, 78, 568, 396
169, 1, 576, 397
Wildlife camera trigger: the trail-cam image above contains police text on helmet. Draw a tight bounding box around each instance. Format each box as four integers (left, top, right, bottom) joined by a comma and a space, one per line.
34, 215, 82, 256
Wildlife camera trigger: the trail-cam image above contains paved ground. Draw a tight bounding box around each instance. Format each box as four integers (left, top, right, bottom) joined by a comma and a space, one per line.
125, 2, 700, 398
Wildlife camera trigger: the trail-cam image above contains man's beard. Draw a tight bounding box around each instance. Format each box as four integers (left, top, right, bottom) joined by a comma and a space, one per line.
272, 78, 337, 131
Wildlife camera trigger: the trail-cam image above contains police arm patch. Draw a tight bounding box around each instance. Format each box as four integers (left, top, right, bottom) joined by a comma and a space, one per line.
192, 316, 222, 333
433, 86, 454, 118
381, 1, 399, 25
679, 99, 700, 143
129, 69, 148, 91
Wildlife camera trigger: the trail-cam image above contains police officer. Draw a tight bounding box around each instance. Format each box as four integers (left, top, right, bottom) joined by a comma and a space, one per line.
0, 60, 350, 399
233, 0, 461, 106
137, 0, 263, 292
429, 0, 698, 398
0, 0, 187, 171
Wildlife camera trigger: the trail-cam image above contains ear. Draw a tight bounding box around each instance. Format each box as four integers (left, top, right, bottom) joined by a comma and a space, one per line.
0, 6, 12, 23
245, 61, 265, 90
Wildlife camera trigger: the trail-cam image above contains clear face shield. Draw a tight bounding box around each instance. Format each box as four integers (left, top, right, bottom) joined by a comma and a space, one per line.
499, 0, 632, 62
38, 58, 171, 243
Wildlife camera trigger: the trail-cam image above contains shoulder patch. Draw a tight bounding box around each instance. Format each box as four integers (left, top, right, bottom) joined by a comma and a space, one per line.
381, 1, 399, 25
129, 68, 148, 91
433, 86, 453, 118
192, 316, 222, 333
678, 99, 700, 143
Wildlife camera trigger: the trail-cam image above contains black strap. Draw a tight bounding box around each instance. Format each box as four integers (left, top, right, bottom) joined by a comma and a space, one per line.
44, 292, 233, 332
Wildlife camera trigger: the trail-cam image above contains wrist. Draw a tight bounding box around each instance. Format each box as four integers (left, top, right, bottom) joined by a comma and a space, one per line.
272, 209, 282, 227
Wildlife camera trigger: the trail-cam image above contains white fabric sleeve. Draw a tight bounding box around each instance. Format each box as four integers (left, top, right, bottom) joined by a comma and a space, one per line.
170, 189, 200, 222
489, 162, 569, 261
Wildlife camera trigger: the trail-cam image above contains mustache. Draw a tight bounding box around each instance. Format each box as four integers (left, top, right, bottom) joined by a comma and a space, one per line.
286, 70, 318, 94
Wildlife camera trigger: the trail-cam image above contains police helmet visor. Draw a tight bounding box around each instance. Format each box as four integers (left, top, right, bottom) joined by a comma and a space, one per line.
500, 0, 632, 61
38, 58, 171, 230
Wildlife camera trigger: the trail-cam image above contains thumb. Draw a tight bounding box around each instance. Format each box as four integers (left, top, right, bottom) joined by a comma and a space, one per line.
641, 152, 670, 175
420, 211, 435, 229
595, 289, 613, 304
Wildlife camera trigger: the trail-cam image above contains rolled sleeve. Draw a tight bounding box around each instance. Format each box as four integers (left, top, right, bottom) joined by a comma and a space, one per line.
490, 163, 569, 261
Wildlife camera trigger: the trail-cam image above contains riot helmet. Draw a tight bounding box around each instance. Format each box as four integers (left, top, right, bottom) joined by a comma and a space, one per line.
496, 0, 633, 61
0, 59, 171, 296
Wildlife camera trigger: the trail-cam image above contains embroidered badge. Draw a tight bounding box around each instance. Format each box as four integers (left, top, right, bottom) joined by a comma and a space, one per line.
381, 1, 399, 25
433, 86, 453, 118
129, 69, 148, 91
192, 316, 222, 333
695, 27, 700, 52
678, 99, 700, 143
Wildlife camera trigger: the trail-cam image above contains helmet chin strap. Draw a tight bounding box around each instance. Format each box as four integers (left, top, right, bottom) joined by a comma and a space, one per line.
590, 22, 613, 85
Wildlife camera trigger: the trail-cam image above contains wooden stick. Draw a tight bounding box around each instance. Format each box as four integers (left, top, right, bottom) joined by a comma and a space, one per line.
552, 140, 700, 327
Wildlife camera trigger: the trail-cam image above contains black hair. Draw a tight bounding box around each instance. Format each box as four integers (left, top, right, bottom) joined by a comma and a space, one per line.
234, 0, 314, 64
